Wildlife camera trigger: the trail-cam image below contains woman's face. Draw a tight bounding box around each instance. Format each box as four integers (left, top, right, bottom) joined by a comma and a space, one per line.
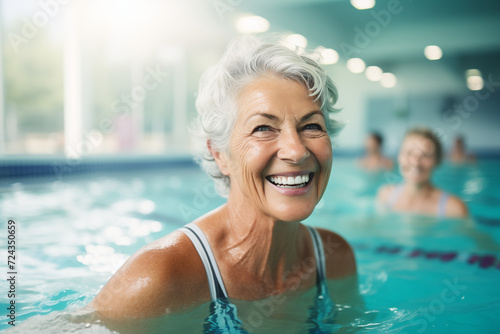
365, 135, 380, 153
220, 76, 333, 222
398, 134, 437, 184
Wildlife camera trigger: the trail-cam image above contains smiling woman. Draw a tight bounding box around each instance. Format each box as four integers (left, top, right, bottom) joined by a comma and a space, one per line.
220, 77, 334, 223
377, 127, 468, 218
87, 36, 357, 332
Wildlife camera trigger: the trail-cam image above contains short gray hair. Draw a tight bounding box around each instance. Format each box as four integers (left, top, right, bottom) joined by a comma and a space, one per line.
191, 35, 342, 197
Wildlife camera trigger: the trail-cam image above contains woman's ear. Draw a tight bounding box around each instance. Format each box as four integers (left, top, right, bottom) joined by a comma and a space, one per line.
207, 140, 230, 176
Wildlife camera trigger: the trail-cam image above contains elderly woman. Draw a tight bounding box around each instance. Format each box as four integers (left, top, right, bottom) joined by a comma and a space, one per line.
89, 37, 357, 330
377, 127, 468, 218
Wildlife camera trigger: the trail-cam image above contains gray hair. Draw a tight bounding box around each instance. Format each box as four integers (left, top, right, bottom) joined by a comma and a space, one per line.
191, 35, 342, 197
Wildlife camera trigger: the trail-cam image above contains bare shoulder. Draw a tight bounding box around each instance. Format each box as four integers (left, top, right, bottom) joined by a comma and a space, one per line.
377, 183, 395, 203
315, 228, 356, 279
89, 230, 209, 319
446, 194, 469, 218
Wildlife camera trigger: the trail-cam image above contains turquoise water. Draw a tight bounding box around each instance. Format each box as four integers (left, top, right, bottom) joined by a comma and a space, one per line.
1, 159, 499, 333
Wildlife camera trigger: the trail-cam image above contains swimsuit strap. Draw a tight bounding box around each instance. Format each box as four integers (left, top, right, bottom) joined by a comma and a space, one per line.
306, 226, 327, 286
437, 192, 449, 217
387, 183, 404, 208
181, 224, 327, 299
179, 223, 228, 301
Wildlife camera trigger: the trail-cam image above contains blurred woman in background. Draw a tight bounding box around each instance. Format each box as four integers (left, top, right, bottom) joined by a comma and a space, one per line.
377, 128, 468, 218
449, 135, 476, 164
358, 132, 393, 171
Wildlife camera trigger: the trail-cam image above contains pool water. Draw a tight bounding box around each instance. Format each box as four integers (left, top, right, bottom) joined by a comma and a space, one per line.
1, 159, 499, 333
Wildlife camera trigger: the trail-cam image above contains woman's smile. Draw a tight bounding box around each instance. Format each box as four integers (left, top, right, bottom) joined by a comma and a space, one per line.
266, 171, 314, 195
222, 76, 333, 222
266, 171, 313, 188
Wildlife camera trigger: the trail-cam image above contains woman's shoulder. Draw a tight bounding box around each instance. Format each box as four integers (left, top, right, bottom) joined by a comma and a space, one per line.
376, 183, 397, 202
89, 229, 209, 319
313, 228, 356, 279
443, 193, 469, 218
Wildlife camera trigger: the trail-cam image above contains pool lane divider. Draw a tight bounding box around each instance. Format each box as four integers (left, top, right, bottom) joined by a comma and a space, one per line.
353, 243, 500, 270
0, 155, 198, 182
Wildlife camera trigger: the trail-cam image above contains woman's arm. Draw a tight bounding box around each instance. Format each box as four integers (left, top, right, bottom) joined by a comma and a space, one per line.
316, 228, 356, 279
376, 184, 393, 204
446, 195, 469, 218
316, 228, 365, 327
89, 231, 210, 319
375, 184, 394, 214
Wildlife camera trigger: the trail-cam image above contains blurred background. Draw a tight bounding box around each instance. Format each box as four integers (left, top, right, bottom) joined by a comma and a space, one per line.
0, 0, 499, 164
2, 2, 500, 330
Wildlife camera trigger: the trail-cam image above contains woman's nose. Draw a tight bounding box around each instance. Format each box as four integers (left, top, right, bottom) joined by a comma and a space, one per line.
276, 130, 310, 165
408, 151, 423, 166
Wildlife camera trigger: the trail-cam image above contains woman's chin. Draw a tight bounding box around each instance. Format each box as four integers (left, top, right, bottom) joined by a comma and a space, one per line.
404, 175, 430, 184
277, 213, 313, 222
269, 204, 315, 222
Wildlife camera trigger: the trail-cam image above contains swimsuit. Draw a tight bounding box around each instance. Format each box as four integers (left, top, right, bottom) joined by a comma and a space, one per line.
179, 223, 337, 333
387, 184, 449, 217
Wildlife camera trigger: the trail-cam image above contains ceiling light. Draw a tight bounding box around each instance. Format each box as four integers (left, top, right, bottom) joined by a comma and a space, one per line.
424, 45, 443, 60
467, 76, 484, 91
350, 0, 376, 10
380, 73, 397, 88
465, 69, 482, 78
236, 15, 270, 34
465, 69, 483, 91
284, 34, 308, 50
319, 47, 339, 65
365, 66, 383, 81
346, 58, 366, 73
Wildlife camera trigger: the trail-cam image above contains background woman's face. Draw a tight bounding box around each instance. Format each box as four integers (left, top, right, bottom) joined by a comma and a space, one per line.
365, 135, 380, 153
398, 134, 437, 184
222, 76, 333, 222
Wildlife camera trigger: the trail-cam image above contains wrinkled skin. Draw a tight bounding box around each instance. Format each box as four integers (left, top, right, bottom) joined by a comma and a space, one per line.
214, 75, 333, 223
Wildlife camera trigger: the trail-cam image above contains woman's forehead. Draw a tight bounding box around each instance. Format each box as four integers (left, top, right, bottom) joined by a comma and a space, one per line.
239, 76, 310, 99
402, 135, 435, 152
236, 77, 320, 118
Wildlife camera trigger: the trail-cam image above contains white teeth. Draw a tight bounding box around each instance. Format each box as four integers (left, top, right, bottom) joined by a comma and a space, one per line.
269, 174, 310, 187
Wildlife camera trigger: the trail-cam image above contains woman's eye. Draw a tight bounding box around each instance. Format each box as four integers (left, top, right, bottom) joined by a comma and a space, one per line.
253, 125, 271, 133
303, 123, 324, 131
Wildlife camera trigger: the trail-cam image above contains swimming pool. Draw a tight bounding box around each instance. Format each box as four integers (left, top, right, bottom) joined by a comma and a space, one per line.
1, 158, 499, 333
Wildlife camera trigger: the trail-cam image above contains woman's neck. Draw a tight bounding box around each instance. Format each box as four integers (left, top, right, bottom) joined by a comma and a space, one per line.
367, 149, 382, 158
217, 193, 302, 283
403, 180, 434, 197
